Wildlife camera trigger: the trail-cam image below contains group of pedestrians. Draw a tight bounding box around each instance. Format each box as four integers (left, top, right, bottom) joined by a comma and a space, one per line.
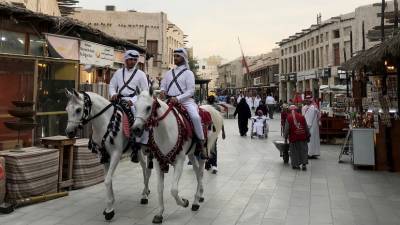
233, 93, 277, 136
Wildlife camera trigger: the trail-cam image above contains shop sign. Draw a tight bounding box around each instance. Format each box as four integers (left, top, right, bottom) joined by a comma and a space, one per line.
254, 77, 262, 86
280, 74, 287, 81
338, 69, 348, 79
288, 73, 297, 81
45, 34, 79, 60
318, 68, 331, 78
273, 74, 280, 83
80, 40, 114, 67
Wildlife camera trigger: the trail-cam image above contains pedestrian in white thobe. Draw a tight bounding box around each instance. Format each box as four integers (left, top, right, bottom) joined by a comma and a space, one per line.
254, 95, 261, 109
246, 96, 254, 109
304, 103, 320, 157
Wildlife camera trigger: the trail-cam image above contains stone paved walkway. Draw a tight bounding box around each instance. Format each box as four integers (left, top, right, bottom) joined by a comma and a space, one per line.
1, 116, 400, 225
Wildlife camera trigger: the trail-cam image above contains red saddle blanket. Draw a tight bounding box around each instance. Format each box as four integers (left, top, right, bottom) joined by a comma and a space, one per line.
174, 105, 212, 140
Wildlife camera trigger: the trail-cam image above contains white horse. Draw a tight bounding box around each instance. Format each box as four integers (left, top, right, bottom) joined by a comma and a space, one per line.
132, 89, 225, 224
65, 89, 152, 221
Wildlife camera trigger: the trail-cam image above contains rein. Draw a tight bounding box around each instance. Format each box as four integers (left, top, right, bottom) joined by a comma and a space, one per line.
69, 92, 130, 164
81, 91, 113, 126
142, 97, 189, 173
143, 97, 175, 128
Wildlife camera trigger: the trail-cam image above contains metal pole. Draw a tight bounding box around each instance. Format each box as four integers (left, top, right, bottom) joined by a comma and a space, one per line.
395, 0, 399, 29
398, 61, 400, 115
381, 0, 385, 43
362, 21, 366, 51
344, 48, 350, 97
350, 31, 353, 56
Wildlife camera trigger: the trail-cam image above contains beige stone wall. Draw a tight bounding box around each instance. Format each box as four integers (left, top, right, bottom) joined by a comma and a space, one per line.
278, 1, 395, 99
166, 21, 185, 70
198, 56, 225, 90
1, 0, 61, 16
70, 9, 185, 79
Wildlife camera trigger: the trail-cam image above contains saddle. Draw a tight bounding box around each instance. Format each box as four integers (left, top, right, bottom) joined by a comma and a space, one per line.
115, 99, 135, 138
172, 103, 213, 141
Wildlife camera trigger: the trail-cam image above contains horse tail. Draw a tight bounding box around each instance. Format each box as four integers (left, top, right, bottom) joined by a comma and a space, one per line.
221, 124, 226, 140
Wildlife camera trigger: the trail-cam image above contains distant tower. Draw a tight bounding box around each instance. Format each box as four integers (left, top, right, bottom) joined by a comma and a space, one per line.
317, 13, 322, 25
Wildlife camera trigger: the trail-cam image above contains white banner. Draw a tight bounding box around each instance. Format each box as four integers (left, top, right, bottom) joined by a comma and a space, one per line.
45, 34, 79, 60
80, 40, 114, 67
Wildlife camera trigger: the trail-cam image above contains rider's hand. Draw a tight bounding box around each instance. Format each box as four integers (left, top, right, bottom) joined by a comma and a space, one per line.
159, 91, 166, 100
111, 94, 118, 101
128, 100, 133, 107
170, 97, 178, 104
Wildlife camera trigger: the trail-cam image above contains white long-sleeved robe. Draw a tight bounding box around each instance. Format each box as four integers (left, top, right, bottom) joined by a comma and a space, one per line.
304, 105, 320, 156
160, 65, 204, 140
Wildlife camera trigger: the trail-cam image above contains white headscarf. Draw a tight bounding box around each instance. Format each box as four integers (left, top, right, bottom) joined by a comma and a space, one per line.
124, 50, 140, 69
173, 48, 190, 69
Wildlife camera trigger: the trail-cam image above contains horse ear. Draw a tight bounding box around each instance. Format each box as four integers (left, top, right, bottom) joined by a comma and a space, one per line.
65, 88, 73, 98
72, 89, 81, 99
136, 86, 141, 95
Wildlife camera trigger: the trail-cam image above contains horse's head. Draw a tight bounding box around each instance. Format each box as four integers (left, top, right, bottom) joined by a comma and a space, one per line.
132, 87, 154, 137
65, 89, 85, 138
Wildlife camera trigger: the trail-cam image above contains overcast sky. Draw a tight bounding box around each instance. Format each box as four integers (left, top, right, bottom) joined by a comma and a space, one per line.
78, 0, 378, 60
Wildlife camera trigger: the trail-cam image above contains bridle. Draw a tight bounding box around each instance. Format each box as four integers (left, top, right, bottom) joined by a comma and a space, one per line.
67, 91, 113, 129
135, 97, 175, 129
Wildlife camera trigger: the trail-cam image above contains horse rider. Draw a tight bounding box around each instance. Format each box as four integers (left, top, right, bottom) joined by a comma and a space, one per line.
160, 48, 207, 159
109, 49, 149, 162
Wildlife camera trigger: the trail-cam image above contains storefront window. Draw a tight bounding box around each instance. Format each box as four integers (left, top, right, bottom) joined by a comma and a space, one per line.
34, 60, 78, 144
0, 56, 34, 150
0, 30, 26, 55
29, 34, 45, 56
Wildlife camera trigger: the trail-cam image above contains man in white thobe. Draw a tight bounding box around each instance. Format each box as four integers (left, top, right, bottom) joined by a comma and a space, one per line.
265, 94, 276, 119
304, 97, 321, 158
237, 92, 244, 104
246, 95, 254, 110
109, 50, 149, 162
254, 95, 262, 109
160, 48, 207, 159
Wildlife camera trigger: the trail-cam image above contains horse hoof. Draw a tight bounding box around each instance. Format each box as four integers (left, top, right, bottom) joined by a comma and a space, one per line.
182, 198, 189, 208
103, 209, 115, 221
152, 215, 163, 224
199, 197, 205, 203
191, 204, 200, 211
140, 198, 148, 205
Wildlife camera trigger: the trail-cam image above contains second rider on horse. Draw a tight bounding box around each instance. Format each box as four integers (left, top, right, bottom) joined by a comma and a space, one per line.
160, 48, 207, 159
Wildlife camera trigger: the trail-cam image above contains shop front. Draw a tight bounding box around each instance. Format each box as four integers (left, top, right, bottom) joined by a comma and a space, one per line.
340, 33, 400, 171
0, 54, 78, 150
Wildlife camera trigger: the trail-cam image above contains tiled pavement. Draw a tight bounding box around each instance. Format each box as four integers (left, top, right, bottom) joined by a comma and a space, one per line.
1, 116, 400, 225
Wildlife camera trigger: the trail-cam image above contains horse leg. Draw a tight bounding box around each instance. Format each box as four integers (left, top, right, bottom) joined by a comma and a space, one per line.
188, 153, 203, 211
198, 158, 206, 202
103, 151, 121, 221
171, 153, 189, 208
139, 150, 151, 204
152, 161, 165, 224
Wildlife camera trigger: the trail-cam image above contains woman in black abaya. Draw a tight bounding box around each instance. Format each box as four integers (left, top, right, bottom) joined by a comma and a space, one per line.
234, 98, 251, 136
